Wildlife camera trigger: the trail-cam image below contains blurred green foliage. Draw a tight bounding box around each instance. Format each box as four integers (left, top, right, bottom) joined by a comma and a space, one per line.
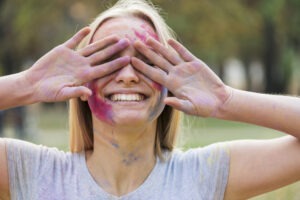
1, 1, 299, 198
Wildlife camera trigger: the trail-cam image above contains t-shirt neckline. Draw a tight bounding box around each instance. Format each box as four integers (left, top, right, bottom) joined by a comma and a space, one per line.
79, 151, 162, 199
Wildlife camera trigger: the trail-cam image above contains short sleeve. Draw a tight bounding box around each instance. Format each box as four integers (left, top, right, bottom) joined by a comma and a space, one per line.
4, 138, 65, 200
185, 142, 230, 200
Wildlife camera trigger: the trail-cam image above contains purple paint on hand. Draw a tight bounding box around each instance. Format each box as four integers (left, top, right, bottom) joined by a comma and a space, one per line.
88, 81, 114, 124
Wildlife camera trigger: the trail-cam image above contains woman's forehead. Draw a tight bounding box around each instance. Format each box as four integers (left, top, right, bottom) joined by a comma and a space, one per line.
92, 16, 158, 42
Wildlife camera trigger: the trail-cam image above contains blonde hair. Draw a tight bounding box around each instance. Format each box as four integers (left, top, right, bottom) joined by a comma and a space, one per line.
69, 0, 181, 159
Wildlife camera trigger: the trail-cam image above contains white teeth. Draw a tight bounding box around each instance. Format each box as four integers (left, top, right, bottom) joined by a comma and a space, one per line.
110, 94, 145, 102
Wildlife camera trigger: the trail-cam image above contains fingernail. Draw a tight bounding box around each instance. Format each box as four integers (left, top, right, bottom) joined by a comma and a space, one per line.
119, 39, 129, 46
124, 56, 130, 61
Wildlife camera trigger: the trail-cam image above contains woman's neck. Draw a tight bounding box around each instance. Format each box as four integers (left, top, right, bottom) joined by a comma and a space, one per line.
86, 118, 157, 196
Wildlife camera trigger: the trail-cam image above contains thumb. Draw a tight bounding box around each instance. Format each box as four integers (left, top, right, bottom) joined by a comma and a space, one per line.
164, 97, 193, 114
58, 86, 92, 101
64, 27, 91, 49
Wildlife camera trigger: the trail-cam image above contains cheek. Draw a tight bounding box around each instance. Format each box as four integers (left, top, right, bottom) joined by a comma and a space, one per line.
152, 81, 163, 91
87, 81, 114, 124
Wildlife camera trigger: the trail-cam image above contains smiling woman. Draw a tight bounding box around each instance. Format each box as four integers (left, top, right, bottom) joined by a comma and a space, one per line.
1, 0, 300, 200
69, 1, 179, 159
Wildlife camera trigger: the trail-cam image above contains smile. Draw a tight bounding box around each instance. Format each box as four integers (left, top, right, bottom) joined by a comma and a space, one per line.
109, 93, 146, 102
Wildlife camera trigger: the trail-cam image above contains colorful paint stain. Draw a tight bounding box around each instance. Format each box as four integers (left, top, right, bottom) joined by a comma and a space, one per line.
141, 24, 159, 41
88, 80, 114, 124
133, 23, 159, 44
149, 86, 167, 120
134, 29, 147, 43
152, 81, 163, 91
122, 152, 139, 166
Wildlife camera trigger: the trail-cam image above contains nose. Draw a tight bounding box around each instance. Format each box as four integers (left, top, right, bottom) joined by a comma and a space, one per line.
115, 63, 140, 85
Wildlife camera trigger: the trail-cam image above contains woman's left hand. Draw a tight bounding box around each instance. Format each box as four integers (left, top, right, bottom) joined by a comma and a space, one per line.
132, 38, 232, 117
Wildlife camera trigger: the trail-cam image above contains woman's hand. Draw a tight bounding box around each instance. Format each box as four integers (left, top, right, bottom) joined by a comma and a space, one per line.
132, 38, 231, 117
24, 27, 130, 102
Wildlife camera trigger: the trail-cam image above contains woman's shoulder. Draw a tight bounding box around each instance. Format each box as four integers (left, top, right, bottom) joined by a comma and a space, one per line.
4, 138, 82, 165
158, 142, 231, 199
161, 142, 231, 175
168, 142, 230, 162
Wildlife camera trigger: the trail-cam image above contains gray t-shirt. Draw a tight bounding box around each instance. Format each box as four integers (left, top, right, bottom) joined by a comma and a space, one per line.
5, 138, 230, 200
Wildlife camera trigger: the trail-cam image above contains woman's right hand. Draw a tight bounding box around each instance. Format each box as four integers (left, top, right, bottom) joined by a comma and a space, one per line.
24, 27, 130, 102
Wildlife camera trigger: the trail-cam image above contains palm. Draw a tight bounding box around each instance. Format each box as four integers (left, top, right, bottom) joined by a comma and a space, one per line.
133, 38, 230, 117
24, 28, 130, 102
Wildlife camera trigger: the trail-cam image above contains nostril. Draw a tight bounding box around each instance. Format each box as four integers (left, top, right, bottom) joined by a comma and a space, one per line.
115, 65, 139, 84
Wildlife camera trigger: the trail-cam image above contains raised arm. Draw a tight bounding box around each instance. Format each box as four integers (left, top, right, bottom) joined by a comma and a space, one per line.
132, 37, 300, 199
0, 27, 130, 199
218, 88, 300, 137
0, 27, 130, 110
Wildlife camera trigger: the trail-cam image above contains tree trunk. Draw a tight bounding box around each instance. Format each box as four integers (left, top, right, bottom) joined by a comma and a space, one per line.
263, 18, 285, 93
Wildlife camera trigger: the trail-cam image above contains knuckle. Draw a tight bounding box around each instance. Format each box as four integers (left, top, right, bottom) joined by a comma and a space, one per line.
89, 53, 103, 65
186, 61, 202, 72
83, 46, 93, 55
158, 45, 165, 53
54, 45, 66, 54
105, 47, 115, 56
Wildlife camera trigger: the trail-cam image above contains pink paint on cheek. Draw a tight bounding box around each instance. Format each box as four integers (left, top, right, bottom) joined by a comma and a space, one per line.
152, 81, 163, 91
87, 81, 114, 124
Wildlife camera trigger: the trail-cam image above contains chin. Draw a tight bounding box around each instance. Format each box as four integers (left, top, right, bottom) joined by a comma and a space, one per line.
113, 113, 153, 126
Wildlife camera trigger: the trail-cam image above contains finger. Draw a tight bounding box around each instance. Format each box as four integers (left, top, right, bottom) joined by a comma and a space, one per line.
78, 35, 120, 57
59, 86, 92, 101
88, 38, 129, 65
89, 56, 130, 80
168, 39, 195, 62
164, 97, 193, 114
146, 37, 182, 65
131, 57, 167, 85
134, 40, 172, 72
64, 27, 91, 49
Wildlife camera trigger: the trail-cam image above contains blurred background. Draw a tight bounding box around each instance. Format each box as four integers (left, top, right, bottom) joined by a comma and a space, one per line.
0, 0, 299, 199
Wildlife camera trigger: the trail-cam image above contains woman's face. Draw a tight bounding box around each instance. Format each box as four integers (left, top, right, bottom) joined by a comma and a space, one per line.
88, 16, 167, 125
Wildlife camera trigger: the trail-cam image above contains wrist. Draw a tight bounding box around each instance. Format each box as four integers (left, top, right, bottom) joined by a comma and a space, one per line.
19, 69, 39, 105
214, 86, 235, 120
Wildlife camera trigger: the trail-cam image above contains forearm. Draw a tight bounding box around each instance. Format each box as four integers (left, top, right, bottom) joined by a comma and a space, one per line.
0, 71, 36, 110
217, 88, 300, 138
